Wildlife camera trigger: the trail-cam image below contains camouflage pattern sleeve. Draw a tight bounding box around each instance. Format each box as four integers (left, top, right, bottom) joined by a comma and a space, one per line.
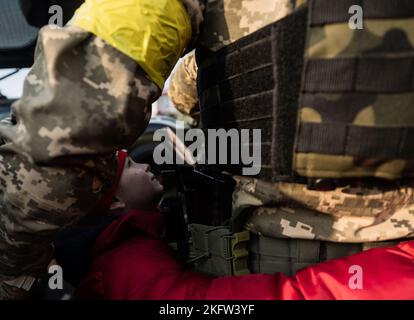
1, 25, 161, 164
168, 51, 199, 117
0, 0, 207, 298
232, 176, 414, 243
0, 25, 161, 299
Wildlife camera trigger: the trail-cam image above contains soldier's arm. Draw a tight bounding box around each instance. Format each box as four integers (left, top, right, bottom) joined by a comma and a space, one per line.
0, 0, 205, 165
169, 51, 199, 117
0, 0, 205, 299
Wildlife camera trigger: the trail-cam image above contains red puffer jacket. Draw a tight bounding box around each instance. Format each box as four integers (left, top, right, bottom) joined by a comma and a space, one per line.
76, 210, 414, 300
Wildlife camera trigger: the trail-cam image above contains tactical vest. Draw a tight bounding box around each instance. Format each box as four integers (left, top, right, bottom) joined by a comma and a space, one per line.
196, 0, 414, 183
189, 0, 414, 276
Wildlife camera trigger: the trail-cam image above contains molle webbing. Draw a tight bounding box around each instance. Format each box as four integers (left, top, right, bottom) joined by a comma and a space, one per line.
309, 0, 414, 24
298, 0, 414, 164
198, 7, 308, 182
198, 0, 414, 181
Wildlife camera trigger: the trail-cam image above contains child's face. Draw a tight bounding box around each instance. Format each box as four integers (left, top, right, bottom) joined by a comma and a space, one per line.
114, 157, 164, 211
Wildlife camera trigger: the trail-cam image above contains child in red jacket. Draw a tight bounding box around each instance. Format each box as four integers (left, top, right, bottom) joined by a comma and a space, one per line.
69, 151, 414, 300
53, 149, 164, 286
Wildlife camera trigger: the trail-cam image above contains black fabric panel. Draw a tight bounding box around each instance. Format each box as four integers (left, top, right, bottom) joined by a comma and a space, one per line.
297, 123, 414, 158
271, 7, 308, 180
199, 85, 221, 125
198, 28, 272, 90
219, 91, 274, 122
259, 143, 272, 168
221, 118, 274, 142
241, 40, 273, 72
203, 39, 272, 83
310, 0, 414, 26
199, 66, 274, 113
304, 57, 414, 93
201, 91, 274, 130
219, 66, 274, 102
198, 7, 308, 182
199, 105, 218, 128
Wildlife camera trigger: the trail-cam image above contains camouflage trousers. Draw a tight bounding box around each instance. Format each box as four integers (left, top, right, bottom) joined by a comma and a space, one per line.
233, 176, 414, 243
0, 25, 160, 299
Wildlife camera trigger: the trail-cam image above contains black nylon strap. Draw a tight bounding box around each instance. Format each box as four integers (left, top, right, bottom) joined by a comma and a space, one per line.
297, 123, 414, 158
304, 56, 414, 93
270, 8, 307, 180
310, 0, 414, 26
297, 0, 414, 163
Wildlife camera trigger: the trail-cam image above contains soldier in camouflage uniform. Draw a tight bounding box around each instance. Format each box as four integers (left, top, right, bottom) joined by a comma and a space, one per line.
169, 0, 414, 243
0, 0, 204, 299
0, 26, 160, 299
230, 0, 414, 244
1, 0, 413, 299
170, 0, 414, 275
236, 178, 414, 243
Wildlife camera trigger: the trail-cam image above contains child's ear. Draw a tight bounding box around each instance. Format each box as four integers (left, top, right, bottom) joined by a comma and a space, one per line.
109, 197, 126, 211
